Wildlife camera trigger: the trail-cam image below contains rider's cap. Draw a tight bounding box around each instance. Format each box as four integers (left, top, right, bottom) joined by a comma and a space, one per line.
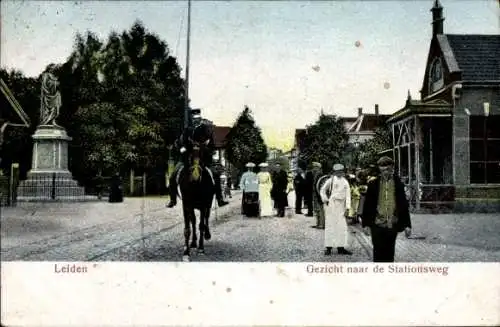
191, 108, 201, 118
312, 162, 322, 168
333, 163, 344, 172
377, 156, 394, 167
246, 162, 256, 168
259, 162, 268, 168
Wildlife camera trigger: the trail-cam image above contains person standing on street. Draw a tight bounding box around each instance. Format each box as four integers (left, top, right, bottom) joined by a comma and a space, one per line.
293, 168, 306, 214
347, 174, 361, 225
258, 162, 274, 217
271, 163, 288, 217
361, 156, 412, 262
320, 163, 353, 256
109, 172, 124, 203
311, 162, 325, 229
239, 162, 259, 216
304, 166, 314, 217
225, 175, 232, 198
356, 170, 368, 223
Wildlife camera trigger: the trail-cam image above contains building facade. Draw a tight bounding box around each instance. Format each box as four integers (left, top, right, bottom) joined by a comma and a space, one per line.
387, 0, 500, 212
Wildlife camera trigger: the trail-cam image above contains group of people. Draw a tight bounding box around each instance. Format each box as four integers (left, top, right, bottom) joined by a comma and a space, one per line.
315, 156, 412, 262
240, 162, 289, 217
239, 155, 412, 262
164, 107, 411, 262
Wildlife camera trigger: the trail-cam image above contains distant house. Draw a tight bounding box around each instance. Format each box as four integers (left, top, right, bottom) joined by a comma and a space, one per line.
267, 147, 282, 161
211, 125, 231, 169
292, 106, 389, 168
386, 0, 500, 212
341, 104, 391, 146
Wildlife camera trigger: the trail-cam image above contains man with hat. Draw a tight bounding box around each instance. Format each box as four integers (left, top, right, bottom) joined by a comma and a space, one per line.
311, 162, 325, 229
319, 163, 353, 256
361, 156, 412, 262
293, 168, 306, 214
166, 108, 229, 208
239, 162, 259, 216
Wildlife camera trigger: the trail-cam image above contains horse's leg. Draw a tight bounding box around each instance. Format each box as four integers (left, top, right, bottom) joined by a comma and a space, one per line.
182, 205, 191, 260
189, 208, 197, 248
198, 208, 206, 253
204, 192, 214, 240
204, 205, 211, 240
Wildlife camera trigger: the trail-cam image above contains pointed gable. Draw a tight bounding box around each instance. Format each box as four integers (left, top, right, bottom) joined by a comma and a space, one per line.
420, 37, 450, 99
421, 33, 500, 100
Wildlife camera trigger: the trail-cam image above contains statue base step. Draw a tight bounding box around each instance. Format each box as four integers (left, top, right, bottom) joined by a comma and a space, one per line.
16, 170, 95, 201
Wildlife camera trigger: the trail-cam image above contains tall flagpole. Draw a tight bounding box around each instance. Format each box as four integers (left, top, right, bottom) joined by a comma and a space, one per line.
184, 0, 192, 130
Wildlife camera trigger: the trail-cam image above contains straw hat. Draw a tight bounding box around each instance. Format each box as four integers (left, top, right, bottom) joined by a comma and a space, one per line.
332, 163, 344, 172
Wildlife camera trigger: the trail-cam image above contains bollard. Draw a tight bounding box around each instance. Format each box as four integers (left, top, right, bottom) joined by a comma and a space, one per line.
51, 172, 56, 200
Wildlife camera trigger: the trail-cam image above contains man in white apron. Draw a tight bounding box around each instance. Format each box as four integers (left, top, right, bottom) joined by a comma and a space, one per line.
320, 163, 353, 256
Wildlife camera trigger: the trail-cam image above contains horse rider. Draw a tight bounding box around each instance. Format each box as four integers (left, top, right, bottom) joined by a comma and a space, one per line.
166, 108, 229, 208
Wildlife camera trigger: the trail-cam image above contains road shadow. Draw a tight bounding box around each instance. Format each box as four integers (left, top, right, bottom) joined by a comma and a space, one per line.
1, 217, 64, 237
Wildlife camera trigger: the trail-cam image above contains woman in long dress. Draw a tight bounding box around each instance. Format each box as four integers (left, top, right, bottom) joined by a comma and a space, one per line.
257, 163, 274, 217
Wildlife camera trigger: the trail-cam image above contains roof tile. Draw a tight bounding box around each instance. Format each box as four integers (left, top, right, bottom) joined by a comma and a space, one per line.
445, 34, 500, 81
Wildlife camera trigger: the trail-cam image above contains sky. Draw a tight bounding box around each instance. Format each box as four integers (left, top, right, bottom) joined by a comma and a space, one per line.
1, 0, 498, 150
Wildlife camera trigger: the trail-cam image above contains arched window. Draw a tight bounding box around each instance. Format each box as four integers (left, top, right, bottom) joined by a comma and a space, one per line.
429, 57, 444, 93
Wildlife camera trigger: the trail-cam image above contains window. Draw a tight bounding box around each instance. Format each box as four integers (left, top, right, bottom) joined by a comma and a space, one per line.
429, 58, 444, 93
469, 115, 500, 184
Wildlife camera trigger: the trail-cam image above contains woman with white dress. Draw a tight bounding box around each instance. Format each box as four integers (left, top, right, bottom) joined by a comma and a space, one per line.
257, 162, 274, 217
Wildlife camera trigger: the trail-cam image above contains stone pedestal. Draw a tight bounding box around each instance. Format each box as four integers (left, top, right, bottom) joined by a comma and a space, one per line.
17, 125, 94, 201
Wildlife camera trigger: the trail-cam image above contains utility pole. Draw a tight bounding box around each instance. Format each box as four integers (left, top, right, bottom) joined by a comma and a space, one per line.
184, 0, 192, 131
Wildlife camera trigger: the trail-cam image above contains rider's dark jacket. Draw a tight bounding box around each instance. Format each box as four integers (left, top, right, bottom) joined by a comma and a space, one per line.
175, 122, 215, 167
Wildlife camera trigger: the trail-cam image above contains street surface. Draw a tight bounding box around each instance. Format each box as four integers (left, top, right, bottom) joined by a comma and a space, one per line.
1, 191, 499, 262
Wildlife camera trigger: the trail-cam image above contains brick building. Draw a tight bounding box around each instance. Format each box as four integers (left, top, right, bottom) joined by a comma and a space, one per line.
386, 0, 500, 212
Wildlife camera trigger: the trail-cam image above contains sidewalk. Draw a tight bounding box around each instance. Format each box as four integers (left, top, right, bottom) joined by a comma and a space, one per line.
352, 213, 500, 262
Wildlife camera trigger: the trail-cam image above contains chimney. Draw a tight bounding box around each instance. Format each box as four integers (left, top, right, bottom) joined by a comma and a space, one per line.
431, 0, 444, 37
358, 107, 363, 116
375, 104, 379, 115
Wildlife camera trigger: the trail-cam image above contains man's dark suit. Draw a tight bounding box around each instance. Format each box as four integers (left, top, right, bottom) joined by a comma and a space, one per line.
293, 173, 305, 214
272, 169, 288, 217
362, 174, 411, 262
304, 170, 314, 216
167, 122, 226, 207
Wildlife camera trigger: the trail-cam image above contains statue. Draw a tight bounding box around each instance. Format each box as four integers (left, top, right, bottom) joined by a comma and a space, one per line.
39, 72, 62, 126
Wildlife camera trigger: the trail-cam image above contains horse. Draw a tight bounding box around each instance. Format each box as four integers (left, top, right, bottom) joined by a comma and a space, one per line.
177, 140, 216, 262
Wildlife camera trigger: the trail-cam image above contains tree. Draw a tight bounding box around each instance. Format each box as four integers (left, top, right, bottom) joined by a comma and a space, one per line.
225, 106, 268, 172
0, 68, 39, 177
357, 126, 393, 167
2, 21, 186, 194
301, 113, 348, 172
49, 21, 186, 188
